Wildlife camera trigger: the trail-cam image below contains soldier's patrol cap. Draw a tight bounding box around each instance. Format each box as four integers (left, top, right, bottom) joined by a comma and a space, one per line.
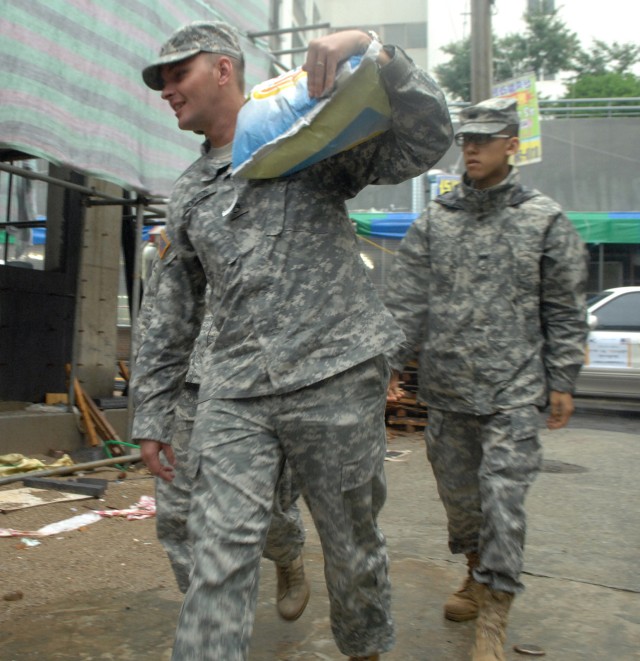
142, 21, 243, 91
456, 97, 520, 135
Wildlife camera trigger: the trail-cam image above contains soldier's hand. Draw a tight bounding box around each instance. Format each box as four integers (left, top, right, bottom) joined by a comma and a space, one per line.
387, 370, 405, 402
303, 30, 387, 98
139, 439, 176, 482
546, 391, 574, 430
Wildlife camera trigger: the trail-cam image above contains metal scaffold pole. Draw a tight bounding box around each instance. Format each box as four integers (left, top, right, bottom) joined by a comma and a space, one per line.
471, 0, 493, 103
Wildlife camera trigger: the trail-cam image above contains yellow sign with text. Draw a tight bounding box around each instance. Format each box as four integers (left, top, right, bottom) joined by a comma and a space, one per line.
492, 73, 542, 166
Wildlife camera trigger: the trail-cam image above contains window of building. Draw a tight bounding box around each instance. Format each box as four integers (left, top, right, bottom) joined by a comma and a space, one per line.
587, 243, 640, 294
0, 160, 49, 270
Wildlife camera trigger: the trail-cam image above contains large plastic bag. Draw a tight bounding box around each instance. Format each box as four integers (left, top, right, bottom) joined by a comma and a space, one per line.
231, 53, 391, 179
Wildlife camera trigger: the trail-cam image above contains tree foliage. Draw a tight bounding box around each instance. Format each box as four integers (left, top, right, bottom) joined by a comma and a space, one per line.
433, 36, 517, 101
497, 10, 581, 79
433, 8, 640, 102
574, 40, 640, 77
566, 72, 640, 99
433, 39, 472, 103
566, 40, 640, 100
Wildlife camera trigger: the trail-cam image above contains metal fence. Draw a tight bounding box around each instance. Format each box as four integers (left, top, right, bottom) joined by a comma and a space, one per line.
538, 97, 640, 118
448, 97, 640, 120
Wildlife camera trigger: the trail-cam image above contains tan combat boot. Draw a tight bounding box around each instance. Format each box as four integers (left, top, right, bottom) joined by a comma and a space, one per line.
275, 554, 310, 621
444, 552, 482, 621
472, 586, 514, 661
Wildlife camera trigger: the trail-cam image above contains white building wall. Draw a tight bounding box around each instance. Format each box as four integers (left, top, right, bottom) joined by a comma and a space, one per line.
313, 0, 428, 70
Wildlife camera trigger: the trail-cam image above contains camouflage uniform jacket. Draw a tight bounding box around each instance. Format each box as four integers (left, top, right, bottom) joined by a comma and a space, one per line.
385, 168, 589, 415
132, 46, 453, 442
134, 252, 216, 440
133, 48, 452, 438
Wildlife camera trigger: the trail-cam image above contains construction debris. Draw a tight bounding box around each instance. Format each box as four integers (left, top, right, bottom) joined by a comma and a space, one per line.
65, 364, 126, 456
21, 477, 108, 498
0, 454, 143, 488
0, 453, 74, 478
0, 487, 90, 513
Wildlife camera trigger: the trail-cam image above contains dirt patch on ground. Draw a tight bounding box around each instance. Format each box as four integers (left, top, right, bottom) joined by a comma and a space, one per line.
0, 462, 179, 627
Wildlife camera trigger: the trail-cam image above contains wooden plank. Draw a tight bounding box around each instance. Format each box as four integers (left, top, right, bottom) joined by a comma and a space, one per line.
83, 396, 125, 456
45, 392, 69, 405
84, 396, 121, 440
73, 377, 101, 447
118, 360, 130, 382
386, 415, 428, 428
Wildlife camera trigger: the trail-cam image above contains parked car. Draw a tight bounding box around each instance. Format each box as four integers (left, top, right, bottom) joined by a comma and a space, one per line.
575, 287, 640, 402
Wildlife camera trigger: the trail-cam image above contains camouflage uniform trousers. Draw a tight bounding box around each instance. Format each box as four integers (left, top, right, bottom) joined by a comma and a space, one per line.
425, 405, 543, 594
172, 356, 394, 660
156, 385, 306, 594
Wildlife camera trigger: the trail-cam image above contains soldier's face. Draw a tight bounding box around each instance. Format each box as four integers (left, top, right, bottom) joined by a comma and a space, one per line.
462, 134, 519, 189
160, 54, 220, 134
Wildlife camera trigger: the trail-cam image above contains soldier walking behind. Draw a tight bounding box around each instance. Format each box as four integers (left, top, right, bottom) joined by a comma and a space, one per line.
385, 97, 588, 661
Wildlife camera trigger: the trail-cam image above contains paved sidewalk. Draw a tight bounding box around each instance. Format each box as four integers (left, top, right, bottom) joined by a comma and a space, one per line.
252, 421, 640, 660
2, 418, 639, 660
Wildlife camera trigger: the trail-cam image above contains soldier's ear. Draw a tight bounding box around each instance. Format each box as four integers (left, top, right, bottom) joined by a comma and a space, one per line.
506, 136, 520, 157
216, 56, 234, 87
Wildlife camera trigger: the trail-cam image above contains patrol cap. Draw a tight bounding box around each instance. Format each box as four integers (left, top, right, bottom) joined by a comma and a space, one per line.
456, 97, 520, 135
142, 21, 243, 91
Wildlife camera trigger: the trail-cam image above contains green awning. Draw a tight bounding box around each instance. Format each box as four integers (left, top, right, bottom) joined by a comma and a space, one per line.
566, 212, 640, 244
351, 210, 640, 245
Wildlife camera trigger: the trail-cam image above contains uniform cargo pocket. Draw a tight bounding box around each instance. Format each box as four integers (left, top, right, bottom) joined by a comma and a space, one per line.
341, 442, 385, 493
510, 405, 540, 442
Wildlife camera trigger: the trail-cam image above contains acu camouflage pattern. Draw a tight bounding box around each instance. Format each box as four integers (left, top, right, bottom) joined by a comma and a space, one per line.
142, 21, 243, 91
385, 167, 589, 414
154, 385, 198, 593
385, 167, 587, 594
131, 146, 231, 442
175, 356, 392, 659
131, 45, 452, 660
457, 97, 520, 135
135, 258, 208, 590
137, 266, 305, 592
137, 251, 219, 387
155, 384, 306, 593
426, 406, 543, 593
131, 46, 453, 441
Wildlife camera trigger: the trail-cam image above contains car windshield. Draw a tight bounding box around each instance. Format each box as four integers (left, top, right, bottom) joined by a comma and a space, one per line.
587, 291, 614, 307
590, 291, 640, 332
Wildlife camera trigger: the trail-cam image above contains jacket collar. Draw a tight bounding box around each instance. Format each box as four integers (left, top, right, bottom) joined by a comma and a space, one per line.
437, 167, 538, 213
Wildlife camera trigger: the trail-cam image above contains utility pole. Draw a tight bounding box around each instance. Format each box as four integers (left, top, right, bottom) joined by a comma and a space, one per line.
470, 0, 493, 103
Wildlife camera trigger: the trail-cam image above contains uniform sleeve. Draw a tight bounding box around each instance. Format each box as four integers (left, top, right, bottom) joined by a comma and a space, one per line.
327, 46, 453, 196
540, 213, 589, 392
383, 211, 431, 371
130, 239, 207, 443
185, 310, 217, 385
133, 251, 160, 359
130, 252, 174, 442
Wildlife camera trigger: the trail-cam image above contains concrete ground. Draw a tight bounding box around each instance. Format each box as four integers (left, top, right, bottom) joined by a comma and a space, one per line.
1, 411, 639, 660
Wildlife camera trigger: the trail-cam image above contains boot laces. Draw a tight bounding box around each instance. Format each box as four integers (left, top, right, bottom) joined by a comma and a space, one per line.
456, 573, 477, 597
279, 557, 304, 593
286, 559, 305, 590
480, 619, 502, 644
